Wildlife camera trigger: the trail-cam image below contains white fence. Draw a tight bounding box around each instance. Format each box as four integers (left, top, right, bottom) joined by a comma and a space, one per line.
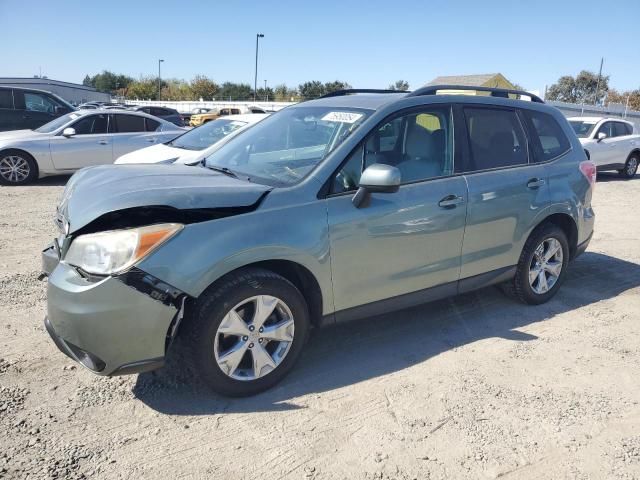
124, 99, 295, 113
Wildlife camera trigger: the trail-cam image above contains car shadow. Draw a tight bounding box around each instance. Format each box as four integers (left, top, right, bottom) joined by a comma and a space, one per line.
133, 251, 640, 414
596, 172, 636, 182
33, 175, 71, 187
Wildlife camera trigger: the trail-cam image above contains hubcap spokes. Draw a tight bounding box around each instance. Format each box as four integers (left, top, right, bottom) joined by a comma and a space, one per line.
214, 295, 295, 381
628, 158, 638, 175
529, 238, 563, 295
0, 156, 30, 183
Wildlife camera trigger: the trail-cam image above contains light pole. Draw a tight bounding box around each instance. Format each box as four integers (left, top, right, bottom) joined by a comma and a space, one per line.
264, 79, 267, 101
158, 59, 164, 101
254, 34, 264, 101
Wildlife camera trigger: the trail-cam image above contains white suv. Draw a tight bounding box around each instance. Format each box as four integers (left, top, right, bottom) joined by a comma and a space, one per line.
568, 117, 640, 178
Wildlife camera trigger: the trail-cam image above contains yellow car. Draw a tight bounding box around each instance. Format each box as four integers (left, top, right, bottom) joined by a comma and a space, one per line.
189, 107, 242, 127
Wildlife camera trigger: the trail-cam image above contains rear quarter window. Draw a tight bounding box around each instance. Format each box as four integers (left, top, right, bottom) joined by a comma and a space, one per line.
522, 110, 571, 162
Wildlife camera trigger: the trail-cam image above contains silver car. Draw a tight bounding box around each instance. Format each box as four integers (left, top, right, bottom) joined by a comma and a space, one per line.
0, 110, 184, 185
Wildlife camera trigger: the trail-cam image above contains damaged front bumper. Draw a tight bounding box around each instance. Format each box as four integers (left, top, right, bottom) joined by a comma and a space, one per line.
42, 245, 185, 376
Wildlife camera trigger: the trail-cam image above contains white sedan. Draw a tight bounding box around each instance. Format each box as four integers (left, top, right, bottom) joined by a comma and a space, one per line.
568, 116, 640, 178
0, 110, 184, 185
115, 114, 269, 165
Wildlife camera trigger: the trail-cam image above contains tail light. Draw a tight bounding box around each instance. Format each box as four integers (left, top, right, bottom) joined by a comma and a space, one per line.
579, 161, 597, 186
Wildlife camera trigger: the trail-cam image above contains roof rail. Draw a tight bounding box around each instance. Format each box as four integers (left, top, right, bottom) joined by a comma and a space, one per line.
407, 85, 545, 103
320, 89, 406, 99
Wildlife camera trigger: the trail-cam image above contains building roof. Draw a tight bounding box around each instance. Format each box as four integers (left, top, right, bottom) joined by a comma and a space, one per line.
0, 77, 100, 92
426, 73, 506, 87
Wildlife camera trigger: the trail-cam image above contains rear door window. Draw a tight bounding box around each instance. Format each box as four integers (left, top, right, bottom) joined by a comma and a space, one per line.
522, 110, 571, 162
614, 122, 630, 137
0, 90, 12, 109
463, 107, 528, 171
115, 114, 146, 133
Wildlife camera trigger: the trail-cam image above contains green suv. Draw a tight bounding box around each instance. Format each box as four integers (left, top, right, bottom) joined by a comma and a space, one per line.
42, 86, 596, 396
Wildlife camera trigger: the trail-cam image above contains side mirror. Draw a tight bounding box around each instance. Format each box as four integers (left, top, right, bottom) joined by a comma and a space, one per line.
62, 128, 76, 138
54, 106, 69, 115
352, 163, 401, 208
597, 132, 607, 142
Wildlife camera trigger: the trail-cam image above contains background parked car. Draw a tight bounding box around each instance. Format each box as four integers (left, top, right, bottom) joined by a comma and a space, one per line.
0, 109, 184, 185
568, 116, 640, 178
131, 106, 184, 126
0, 86, 75, 132
116, 113, 269, 165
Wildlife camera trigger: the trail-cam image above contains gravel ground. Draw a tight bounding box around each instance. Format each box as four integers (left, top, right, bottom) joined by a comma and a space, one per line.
1, 173, 639, 480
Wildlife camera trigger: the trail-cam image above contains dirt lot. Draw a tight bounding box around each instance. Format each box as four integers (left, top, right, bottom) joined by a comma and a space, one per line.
1, 173, 639, 480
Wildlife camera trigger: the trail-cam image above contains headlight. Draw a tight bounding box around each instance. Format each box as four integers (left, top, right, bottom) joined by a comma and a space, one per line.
65, 223, 182, 275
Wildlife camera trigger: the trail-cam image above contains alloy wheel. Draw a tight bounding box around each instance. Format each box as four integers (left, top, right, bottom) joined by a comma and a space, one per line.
528, 237, 563, 295
627, 157, 638, 176
0, 155, 30, 183
213, 295, 295, 381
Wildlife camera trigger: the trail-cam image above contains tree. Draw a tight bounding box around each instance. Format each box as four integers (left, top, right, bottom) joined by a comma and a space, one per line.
273, 84, 298, 102
607, 88, 640, 111
298, 81, 325, 99
255, 87, 275, 101
217, 82, 253, 100
546, 70, 609, 105
162, 79, 192, 101
388, 80, 409, 91
126, 77, 160, 100
83, 71, 134, 94
323, 80, 351, 94
82, 75, 92, 87
190, 75, 219, 100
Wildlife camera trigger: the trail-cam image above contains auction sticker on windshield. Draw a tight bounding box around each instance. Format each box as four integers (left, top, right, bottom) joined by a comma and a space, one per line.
321, 111, 364, 123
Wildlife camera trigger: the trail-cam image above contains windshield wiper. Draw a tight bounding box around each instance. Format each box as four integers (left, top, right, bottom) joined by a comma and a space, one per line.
205, 165, 250, 181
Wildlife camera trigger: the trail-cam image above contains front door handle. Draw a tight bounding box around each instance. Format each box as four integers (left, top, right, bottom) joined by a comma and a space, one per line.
147, 138, 157, 143
438, 194, 465, 208
98, 140, 108, 145
527, 178, 545, 189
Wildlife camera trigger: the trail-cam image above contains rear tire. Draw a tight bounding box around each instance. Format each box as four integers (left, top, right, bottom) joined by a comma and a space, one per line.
0, 150, 38, 185
177, 268, 310, 397
619, 154, 639, 179
501, 224, 569, 305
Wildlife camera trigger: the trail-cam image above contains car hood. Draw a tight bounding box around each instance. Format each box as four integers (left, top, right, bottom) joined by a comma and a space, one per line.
58, 164, 271, 234
115, 143, 202, 165
0, 129, 46, 142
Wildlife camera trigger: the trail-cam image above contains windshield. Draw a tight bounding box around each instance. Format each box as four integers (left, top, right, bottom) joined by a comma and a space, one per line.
170, 118, 248, 151
204, 106, 371, 186
35, 112, 82, 133
569, 120, 597, 138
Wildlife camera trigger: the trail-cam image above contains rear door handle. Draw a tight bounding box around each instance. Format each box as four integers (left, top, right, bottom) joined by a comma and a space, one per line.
99, 140, 109, 145
147, 138, 157, 143
438, 194, 465, 208
527, 178, 545, 189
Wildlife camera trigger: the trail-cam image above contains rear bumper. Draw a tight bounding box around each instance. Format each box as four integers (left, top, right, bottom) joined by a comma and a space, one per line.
45, 262, 177, 376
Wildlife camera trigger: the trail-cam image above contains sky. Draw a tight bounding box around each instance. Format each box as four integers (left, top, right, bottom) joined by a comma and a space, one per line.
1, 0, 639, 93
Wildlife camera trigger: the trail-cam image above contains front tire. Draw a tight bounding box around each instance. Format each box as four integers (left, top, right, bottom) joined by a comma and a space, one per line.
620, 154, 639, 179
0, 150, 38, 185
501, 224, 569, 305
178, 268, 310, 397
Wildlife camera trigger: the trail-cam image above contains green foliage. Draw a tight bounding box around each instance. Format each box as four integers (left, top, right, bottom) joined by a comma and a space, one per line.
388, 80, 409, 91
546, 70, 609, 105
126, 77, 160, 100
273, 84, 299, 102
83, 70, 134, 93
607, 88, 640, 111
298, 80, 352, 99
218, 82, 253, 100
190, 75, 219, 101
